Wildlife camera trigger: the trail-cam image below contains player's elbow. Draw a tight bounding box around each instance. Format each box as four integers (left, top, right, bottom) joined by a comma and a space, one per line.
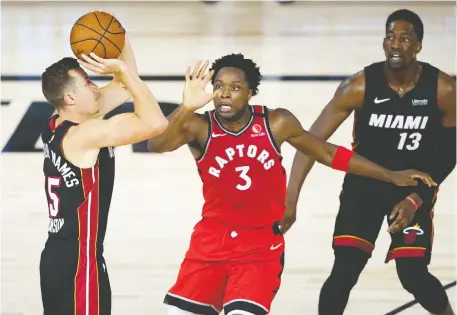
306, 148, 333, 167
146, 130, 170, 153
149, 119, 168, 137
146, 138, 166, 153
321, 143, 338, 166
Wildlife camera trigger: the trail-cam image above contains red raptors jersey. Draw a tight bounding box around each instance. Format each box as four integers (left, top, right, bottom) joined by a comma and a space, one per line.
196, 105, 286, 228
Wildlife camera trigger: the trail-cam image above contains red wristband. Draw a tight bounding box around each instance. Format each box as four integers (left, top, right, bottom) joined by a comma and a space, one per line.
331, 146, 354, 172
405, 196, 419, 211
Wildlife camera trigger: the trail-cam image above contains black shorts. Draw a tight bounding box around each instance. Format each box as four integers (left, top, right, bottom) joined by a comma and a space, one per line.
40, 240, 111, 315
332, 184, 435, 264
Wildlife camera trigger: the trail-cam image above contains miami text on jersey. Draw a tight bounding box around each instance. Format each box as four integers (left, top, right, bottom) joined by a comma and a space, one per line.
369, 114, 429, 130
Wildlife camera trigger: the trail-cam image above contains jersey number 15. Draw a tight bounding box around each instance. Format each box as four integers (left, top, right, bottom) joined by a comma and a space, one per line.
46, 176, 61, 217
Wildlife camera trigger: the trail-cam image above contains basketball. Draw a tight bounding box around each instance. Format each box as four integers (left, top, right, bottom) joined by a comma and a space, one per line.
70, 11, 125, 60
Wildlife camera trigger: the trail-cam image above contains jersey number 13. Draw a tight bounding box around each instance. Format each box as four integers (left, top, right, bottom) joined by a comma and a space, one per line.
398, 132, 422, 151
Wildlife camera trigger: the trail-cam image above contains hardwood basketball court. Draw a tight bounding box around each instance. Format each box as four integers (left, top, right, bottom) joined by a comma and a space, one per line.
1, 1, 455, 314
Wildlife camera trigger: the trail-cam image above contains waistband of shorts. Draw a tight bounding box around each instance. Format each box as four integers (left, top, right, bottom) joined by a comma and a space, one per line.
200, 217, 283, 235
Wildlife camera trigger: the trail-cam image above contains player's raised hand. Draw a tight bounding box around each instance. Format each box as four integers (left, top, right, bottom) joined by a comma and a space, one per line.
389, 170, 437, 187
77, 53, 126, 75
182, 60, 220, 111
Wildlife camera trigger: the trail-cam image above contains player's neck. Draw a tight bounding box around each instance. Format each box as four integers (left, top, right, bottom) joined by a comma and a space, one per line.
384, 61, 421, 86
56, 110, 94, 125
216, 106, 252, 132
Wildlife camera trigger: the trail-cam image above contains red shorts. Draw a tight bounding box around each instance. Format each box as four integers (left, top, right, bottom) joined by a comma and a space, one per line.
164, 218, 285, 315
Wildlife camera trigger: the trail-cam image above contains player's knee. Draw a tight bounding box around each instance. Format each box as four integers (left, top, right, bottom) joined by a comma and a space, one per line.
166, 305, 199, 315
329, 247, 369, 290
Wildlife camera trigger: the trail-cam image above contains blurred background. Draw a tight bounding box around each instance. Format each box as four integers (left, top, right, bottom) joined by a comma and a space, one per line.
1, 1, 455, 314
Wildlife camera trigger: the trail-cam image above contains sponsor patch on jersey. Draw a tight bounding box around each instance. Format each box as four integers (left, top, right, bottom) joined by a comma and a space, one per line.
412, 99, 428, 106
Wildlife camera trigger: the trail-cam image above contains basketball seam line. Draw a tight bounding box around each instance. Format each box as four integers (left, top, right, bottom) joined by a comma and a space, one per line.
73, 23, 122, 54
91, 16, 114, 58
92, 12, 126, 35
70, 38, 100, 45
73, 23, 121, 54
97, 41, 107, 59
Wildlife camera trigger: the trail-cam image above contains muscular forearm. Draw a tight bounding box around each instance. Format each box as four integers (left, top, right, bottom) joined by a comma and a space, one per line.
286, 152, 317, 207
345, 151, 392, 182
118, 66, 167, 129
289, 135, 395, 188
297, 138, 392, 183
147, 105, 195, 152
316, 143, 391, 182
95, 36, 139, 118
118, 35, 138, 75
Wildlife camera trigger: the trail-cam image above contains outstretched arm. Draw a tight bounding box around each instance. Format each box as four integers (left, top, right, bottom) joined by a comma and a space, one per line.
146, 105, 201, 153
147, 60, 220, 153
68, 53, 168, 149
273, 108, 435, 185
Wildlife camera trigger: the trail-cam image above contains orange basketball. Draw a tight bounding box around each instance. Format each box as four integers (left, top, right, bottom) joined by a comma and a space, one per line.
70, 11, 125, 59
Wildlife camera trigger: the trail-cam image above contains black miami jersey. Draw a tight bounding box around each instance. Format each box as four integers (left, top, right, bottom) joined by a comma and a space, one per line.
42, 115, 115, 245
344, 62, 441, 193
40, 115, 115, 315
334, 62, 444, 263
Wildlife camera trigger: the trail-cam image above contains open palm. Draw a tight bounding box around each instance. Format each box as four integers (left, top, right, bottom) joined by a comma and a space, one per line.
78, 53, 126, 75
183, 60, 220, 110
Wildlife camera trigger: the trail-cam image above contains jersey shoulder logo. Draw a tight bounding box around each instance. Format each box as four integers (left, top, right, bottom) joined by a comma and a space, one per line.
251, 124, 265, 138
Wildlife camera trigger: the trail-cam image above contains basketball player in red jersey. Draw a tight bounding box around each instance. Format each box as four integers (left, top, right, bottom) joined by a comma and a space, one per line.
39, 34, 172, 314
147, 54, 435, 315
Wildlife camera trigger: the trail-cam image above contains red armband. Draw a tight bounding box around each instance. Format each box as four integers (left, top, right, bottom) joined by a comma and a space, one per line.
405, 196, 419, 211
331, 146, 354, 172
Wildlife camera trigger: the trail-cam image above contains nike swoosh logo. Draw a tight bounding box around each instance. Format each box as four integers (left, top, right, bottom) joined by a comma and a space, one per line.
374, 97, 390, 104
270, 243, 283, 250
212, 132, 226, 138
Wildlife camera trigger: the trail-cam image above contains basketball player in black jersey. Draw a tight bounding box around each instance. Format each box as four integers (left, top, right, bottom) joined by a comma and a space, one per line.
282, 9, 456, 315
39, 34, 171, 314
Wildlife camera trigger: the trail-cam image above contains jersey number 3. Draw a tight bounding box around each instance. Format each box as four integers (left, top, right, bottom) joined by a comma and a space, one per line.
46, 176, 61, 217
235, 166, 252, 191
398, 132, 422, 151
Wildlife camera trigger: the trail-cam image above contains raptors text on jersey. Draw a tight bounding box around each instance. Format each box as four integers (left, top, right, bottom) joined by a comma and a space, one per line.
196, 105, 286, 228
